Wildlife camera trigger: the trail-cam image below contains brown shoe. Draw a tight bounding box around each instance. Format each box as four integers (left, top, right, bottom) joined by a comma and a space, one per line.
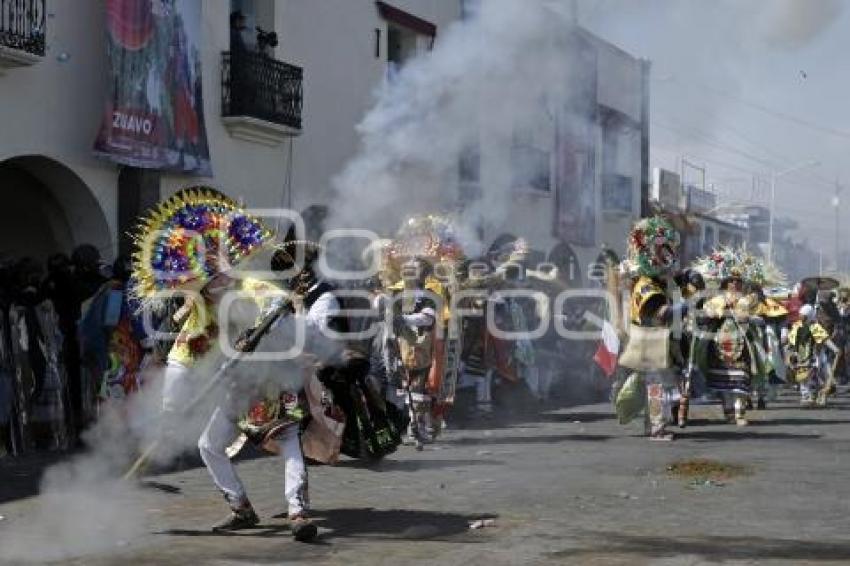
290, 514, 318, 542
649, 425, 674, 442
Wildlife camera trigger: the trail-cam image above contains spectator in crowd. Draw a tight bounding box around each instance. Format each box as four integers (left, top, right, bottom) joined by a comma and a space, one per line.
10, 258, 70, 450
0, 260, 14, 456
72, 244, 107, 304
65, 245, 107, 434
43, 253, 80, 432
79, 255, 148, 406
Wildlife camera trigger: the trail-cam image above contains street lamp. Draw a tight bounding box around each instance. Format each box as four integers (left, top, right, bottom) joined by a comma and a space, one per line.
700, 202, 759, 217
768, 160, 820, 263
833, 184, 842, 272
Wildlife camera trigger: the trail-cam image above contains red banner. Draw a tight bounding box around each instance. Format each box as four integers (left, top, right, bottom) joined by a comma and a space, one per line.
93, 0, 211, 175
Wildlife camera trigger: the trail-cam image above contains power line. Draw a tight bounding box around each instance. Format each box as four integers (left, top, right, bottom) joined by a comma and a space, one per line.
710, 118, 796, 166
652, 119, 778, 169
655, 75, 850, 140
700, 116, 838, 188
652, 120, 834, 190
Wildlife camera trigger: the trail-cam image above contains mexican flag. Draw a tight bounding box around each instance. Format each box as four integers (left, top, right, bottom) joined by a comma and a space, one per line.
593, 320, 620, 378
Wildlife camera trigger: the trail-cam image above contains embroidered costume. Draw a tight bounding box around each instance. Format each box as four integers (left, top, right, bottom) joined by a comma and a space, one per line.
619, 216, 683, 441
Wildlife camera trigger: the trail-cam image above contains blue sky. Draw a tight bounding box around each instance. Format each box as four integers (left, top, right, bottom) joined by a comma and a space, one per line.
577, 0, 850, 255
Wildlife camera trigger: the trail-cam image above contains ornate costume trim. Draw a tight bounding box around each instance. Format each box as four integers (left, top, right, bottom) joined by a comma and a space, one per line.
131, 187, 272, 307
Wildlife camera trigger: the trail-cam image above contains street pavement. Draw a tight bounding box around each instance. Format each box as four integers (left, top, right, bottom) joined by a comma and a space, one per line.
2, 389, 850, 565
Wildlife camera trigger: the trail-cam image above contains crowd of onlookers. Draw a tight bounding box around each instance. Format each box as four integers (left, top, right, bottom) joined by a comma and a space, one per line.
0, 245, 124, 456
0, 242, 610, 458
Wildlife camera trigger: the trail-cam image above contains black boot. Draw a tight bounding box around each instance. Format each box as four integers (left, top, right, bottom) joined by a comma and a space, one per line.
291, 514, 318, 542
212, 501, 259, 532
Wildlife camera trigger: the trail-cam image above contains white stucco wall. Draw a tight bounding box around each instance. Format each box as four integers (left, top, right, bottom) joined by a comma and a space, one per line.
1, 1, 643, 279
0, 0, 461, 263
277, 0, 460, 214
0, 0, 117, 259
472, 26, 646, 281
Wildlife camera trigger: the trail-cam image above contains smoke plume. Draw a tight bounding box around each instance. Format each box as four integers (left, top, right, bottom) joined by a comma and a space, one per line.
330, 0, 587, 256
758, 0, 842, 49
0, 283, 337, 562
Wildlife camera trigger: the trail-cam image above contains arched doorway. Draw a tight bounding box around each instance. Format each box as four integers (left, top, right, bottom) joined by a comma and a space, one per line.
0, 156, 112, 263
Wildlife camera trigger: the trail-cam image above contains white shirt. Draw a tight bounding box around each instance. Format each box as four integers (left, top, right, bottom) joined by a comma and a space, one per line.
304, 285, 340, 334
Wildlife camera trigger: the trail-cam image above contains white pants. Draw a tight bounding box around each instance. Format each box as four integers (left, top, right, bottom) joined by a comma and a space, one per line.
160, 361, 203, 449
198, 405, 308, 517
162, 361, 193, 413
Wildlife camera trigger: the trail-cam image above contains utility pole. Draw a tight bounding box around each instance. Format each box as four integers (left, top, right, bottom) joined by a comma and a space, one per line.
834, 179, 842, 272
569, 0, 579, 23
681, 158, 706, 211
639, 58, 650, 218
769, 171, 776, 263
768, 160, 820, 263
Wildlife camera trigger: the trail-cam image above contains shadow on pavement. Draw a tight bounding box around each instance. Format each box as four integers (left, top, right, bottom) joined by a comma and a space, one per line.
158, 525, 291, 538
554, 531, 850, 562
538, 411, 615, 424
0, 450, 75, 504
750, 417, 850, 427
140, 480, 182, 494
313, 507, 497, 543
681, 430, 822, 441
333, 458, 505, 472
444, 434, 613, 446
448, 381, 608, 432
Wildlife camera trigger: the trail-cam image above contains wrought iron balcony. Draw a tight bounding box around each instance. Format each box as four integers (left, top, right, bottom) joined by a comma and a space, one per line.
222, 50, 303, 132
0, 0, 45, 57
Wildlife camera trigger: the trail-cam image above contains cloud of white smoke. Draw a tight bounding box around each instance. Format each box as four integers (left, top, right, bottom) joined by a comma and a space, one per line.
0, 278, 339, 562
330, 0, 590, 257
757, 0, 842, 49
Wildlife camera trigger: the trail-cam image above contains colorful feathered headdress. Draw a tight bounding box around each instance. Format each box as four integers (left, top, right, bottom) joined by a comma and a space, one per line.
742, 252, 786, 289
692, 246, 748, 287
131, 187, 272, 303
388, 213, 465, 264
623, 216, 680, 278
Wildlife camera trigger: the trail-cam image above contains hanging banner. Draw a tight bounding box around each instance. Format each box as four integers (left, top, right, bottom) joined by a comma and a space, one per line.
554, 31, 597, 246
94, 0, 212, 175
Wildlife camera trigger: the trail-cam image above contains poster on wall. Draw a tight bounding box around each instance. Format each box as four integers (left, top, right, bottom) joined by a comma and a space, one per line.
554, 31, 597, 247
93, 0, 212, 176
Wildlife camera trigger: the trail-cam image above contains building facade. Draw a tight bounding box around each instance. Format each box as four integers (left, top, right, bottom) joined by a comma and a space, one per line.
0, 0, 460, 263
651, 168, 749, 265
459, 25, 650, 285
1, 1, 646, 290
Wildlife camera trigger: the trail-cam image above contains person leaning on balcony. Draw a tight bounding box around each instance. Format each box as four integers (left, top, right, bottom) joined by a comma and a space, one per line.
229, 11, 253, 116
230, 11, 248, 53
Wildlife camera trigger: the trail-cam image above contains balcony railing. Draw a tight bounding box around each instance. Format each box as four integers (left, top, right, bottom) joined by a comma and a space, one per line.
0, 0, 45, 56
222, 50, 303, 130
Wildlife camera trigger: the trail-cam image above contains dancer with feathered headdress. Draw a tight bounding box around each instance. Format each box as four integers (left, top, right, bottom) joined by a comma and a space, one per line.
616, 216, 686, 441
131, 187, 325, 541
741, 252, 789, 409
691, 247, 763, 426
